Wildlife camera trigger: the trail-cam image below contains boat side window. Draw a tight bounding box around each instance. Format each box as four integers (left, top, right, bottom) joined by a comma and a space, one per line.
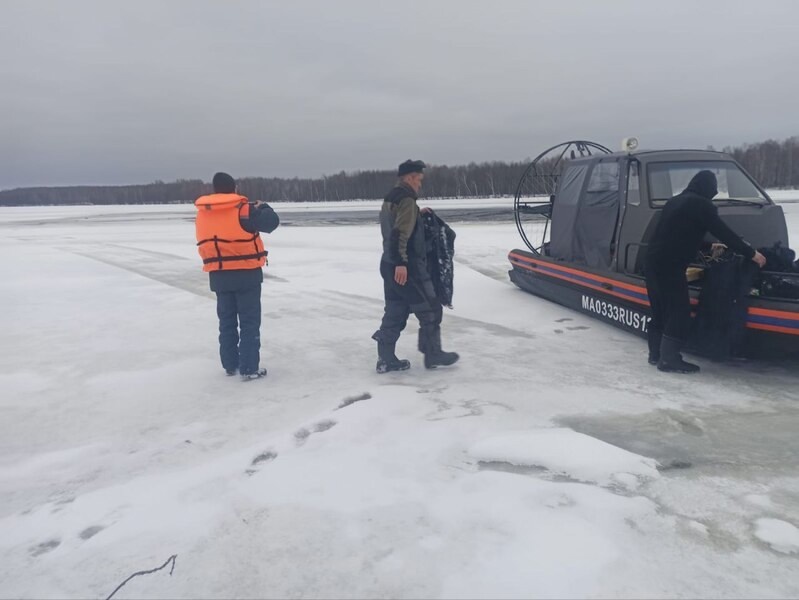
586, 161, 619, 193
647, 161, 768, 206
627, 161, 640, 206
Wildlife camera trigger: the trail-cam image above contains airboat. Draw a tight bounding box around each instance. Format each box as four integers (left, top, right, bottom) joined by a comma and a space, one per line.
508, 139, 799, 358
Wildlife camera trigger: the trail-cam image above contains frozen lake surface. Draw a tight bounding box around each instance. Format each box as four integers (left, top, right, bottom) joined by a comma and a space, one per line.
1, 199, 798, 598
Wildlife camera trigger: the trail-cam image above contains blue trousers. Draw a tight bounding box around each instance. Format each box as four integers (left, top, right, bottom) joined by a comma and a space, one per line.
215, 285, 262, 375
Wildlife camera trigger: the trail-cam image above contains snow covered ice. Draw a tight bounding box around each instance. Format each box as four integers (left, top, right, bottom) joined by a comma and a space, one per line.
469, 428, 660, 489
1, 199, 799, 598
755, 518, 799, 555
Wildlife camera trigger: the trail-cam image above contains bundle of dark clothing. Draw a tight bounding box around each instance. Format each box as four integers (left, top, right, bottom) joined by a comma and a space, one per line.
689, 252, 758, 360
756, 242, 799, 300
759, 242, 799, 273
422, 211, 456, 308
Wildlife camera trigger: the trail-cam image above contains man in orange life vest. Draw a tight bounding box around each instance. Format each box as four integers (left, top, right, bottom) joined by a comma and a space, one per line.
195, 172, 280, 381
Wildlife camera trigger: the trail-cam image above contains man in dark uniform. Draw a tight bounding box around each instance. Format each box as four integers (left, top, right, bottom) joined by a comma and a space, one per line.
372, 160, 459, 373
645, 170, 766, 373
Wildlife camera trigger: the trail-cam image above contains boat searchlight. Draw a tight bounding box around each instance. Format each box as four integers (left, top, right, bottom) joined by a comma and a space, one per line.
622, 137, 639, 153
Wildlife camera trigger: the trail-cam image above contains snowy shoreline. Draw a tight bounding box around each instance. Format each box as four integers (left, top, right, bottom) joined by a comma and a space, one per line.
1, 189, 797, 221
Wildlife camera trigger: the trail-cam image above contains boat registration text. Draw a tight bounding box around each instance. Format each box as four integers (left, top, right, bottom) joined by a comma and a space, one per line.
581, 295, 650, 332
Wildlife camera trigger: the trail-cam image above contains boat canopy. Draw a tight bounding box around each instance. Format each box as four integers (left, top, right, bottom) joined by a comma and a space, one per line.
549, 156, 621, 269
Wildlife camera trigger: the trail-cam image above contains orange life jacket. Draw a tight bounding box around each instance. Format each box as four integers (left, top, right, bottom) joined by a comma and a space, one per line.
195, 193, 267, 272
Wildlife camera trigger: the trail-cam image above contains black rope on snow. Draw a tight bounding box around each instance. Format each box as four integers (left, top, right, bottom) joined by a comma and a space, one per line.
104, 554, 177, 600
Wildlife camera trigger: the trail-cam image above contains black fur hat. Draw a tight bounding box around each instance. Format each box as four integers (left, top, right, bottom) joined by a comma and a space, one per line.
397, 160, 426, 177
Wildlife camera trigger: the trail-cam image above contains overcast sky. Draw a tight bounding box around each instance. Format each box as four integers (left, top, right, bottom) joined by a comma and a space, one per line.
1, 0, 798, 189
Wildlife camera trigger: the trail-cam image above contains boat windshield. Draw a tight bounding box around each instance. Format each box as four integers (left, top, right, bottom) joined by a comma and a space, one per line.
647, 161, 768, 206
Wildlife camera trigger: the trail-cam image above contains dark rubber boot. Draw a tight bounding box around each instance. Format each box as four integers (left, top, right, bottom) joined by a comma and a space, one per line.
375, 341, 410, 374
657, 336, 700, 374
422, 329, 459, 369
647, 328, 662, 365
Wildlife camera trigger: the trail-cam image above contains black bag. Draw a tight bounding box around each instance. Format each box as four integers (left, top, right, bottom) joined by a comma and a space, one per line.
690, 254, 757, 360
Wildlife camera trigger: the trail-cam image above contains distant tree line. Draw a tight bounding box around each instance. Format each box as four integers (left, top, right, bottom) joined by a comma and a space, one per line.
0, 179, 207, 207
721, 137, 799, 190
0, 162, 532, 206
2, 136, 797, 206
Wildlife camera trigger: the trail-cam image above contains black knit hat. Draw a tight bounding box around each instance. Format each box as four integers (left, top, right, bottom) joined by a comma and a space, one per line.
212, 172, 236, 193
397, 159, 426, 177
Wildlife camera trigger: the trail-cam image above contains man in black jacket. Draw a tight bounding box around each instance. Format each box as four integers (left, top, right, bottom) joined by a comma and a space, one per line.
645, 170, 766, 373
371, 160, 459, 373
196, 172, 280, 381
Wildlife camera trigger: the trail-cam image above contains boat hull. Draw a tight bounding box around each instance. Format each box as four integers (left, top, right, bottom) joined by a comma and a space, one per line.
508, 249, 799, 359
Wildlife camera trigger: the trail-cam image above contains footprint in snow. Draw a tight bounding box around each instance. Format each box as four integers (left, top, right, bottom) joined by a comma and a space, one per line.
245, 450, 278, 476
417, 385, 448, 395
337, 392, 372, 410
79, 525, 105, 540
478, 460, 583, 484
661, 410, 706, 436
50, 496, 76, 514
566, 326, 590, 331
313, 420, 337, 433
657, 459, 693, 471
544, 494, 577, 509
555, 318, 573, 323
29, 539, 60, 557
426, 399, 512, 421
427, 400, 483, 421
295, 420, 337, 446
